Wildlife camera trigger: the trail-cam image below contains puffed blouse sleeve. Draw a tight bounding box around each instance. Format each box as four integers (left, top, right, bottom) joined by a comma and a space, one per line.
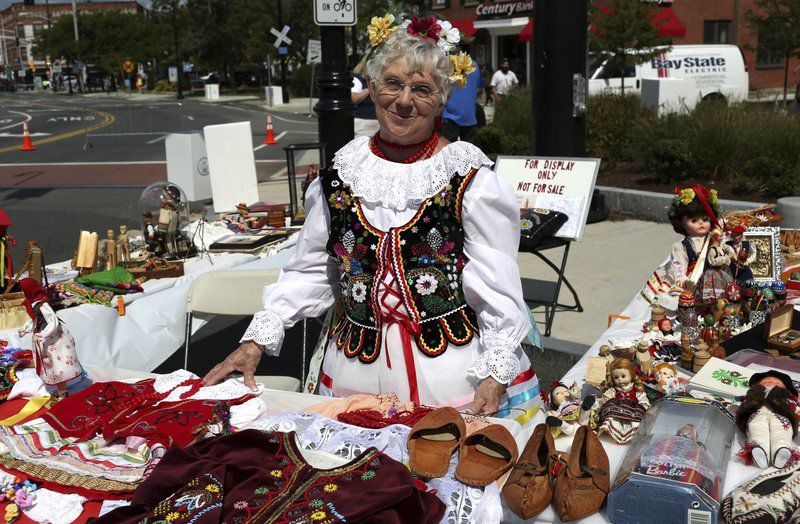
461, 167, 531, 385
240, 178, 337, 355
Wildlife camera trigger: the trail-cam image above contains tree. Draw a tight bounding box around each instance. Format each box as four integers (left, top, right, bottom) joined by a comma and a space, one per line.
588, 0, 671, 95
747, 0, 800, 104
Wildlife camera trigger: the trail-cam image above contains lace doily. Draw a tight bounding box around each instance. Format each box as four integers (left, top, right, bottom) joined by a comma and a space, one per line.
468, 343, 521, 386
245, 412, 501, 523
240, 309, 285, 355
332, 136, 493, 211
155, 371, 266, 401
22, 489, 87, 524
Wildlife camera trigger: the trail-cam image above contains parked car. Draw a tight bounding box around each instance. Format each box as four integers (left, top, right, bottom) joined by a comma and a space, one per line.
588, 45, 749, 103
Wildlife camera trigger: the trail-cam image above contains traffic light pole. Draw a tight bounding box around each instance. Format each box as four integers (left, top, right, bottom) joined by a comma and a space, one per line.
314, 26, 354, 166
532, 0, 587, 157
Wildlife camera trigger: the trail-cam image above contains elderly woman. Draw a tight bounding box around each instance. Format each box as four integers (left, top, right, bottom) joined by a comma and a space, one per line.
203, 15, 541, 419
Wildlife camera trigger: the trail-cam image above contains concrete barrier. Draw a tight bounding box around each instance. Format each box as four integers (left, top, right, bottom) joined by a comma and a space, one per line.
778, 197, 800, 228
597, 186, 767, 223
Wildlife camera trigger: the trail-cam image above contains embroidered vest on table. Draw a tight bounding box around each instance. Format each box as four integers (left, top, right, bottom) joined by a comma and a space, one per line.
321, 166, 479, 364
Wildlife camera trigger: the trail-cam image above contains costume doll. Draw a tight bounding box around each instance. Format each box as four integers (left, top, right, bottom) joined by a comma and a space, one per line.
735, 370, 799, 470
593, 358, 650, 445
143, 212, 158, 253
635, 339, 655, 376
666, 185, 722, 291
117, 225, 131, 263
698, 228, 736, 304
725, 225, 756, 285
16, 278, 86, 397
545, 382, 595, 437
652, 361, 686, 394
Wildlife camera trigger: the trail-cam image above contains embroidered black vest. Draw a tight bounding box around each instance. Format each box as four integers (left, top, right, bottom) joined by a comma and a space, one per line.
320, 166, 479, 364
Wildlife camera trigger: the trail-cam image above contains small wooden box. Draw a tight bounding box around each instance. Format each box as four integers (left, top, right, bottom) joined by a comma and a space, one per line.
764, 305, 800, 352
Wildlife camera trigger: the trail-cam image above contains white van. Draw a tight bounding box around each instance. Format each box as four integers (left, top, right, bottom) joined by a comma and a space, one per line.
588, 45, 749, 103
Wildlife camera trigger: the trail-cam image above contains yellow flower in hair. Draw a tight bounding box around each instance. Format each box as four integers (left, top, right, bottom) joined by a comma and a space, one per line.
448, 52, 476, 89
709, 189, 718, 205
368, 14, 398, 47
679, 188, 695, 205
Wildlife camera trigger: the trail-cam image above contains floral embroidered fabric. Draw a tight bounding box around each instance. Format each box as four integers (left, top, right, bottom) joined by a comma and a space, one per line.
95, 429, 445, 524
244, 411, 503, 523
333, 136, 492, 211
322, 165, 479, 364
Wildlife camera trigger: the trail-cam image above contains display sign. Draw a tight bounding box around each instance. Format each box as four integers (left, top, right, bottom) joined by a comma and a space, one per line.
168, 66, 178, 83
270, 26, 292, 47
495, 155, 600, 241
475, 0, 533, 20
307, 39, 322, 64
122, 60, 135, 73
314, 0, 356, 26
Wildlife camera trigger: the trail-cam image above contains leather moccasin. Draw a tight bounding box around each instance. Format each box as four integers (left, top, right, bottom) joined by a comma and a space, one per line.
502, 423, 562, 520
454, 424, 519, 487
552, 425, 609, 522
408, 407, 466, 478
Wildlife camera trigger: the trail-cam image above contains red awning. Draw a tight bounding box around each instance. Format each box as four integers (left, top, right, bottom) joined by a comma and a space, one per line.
519, 18, 533, 42
653, 7, 686, 38
450, 19, 477, 38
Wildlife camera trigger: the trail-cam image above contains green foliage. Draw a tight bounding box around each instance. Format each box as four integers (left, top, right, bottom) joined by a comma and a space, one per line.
586, 93, 645, 169
588, 0, 671, 95
473, 87, 531, 155
589, 95, 800, 198
154, 79, 175, 92
289, 64, 316, 98
746, 0, 800, 102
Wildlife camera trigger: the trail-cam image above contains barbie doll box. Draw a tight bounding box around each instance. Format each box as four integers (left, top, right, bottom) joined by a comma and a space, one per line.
608, 397, 735, 524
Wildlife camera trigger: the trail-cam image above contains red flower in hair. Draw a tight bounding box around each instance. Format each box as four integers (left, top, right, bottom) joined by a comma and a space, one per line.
407, 16, 441, 43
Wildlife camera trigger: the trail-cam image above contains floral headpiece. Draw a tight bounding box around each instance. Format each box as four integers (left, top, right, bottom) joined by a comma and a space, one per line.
367, 13, 477, 88
667, 184, 721, 226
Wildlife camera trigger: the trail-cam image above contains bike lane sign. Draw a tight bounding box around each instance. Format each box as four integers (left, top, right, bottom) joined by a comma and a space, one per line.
314, 0, 356, 26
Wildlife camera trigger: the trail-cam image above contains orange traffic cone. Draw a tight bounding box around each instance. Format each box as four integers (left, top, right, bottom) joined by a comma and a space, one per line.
20, 120, 37, 151
263, 113, 279, 145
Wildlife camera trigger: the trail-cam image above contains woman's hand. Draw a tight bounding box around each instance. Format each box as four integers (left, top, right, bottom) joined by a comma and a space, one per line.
467, 377, 507, 416
202, 341, 263, 390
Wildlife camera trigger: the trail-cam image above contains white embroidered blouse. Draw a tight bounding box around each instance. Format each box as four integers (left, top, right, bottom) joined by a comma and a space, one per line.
240, 136, 531, 385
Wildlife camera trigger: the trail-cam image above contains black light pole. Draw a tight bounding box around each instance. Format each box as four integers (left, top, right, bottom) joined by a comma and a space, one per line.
170, 1, 184, 100
314, 26, 355, 166
276, 0, 289, 103
532, 0, 587, 156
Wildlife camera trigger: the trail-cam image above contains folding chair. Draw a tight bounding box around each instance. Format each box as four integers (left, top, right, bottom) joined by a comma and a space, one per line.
184, 268, 301, 392
520, 237, 583, 337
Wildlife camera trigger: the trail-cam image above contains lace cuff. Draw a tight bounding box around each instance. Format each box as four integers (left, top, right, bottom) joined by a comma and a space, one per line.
240, 310, 285, 356
467, 333, 521, 385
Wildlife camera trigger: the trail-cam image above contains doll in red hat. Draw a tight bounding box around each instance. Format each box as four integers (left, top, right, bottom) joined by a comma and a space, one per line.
16, 278, 86, 397
725, 225, 756, 285
736, 370, 799, 469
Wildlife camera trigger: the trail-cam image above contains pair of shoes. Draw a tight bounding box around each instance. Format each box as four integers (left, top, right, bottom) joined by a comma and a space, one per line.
722, 461, 800, 524
502, 424, 609, 522
407, 407, 518, 487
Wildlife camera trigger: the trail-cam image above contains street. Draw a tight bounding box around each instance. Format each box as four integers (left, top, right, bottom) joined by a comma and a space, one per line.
0, 92, 321, 266
0, 92, 319, 187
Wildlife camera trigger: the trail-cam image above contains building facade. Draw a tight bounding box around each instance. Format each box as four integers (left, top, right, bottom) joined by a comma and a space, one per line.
431, 0, 798, 93
0, 0, 142, 83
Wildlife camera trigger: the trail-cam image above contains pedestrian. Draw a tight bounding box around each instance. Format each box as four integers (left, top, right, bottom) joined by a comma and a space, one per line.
135, 76, 143, 94
103, 77, 111, 95
481, 64, 492, 105
350, 56, 380, 137
491, 58, 518, 103
441, 66, 481, 144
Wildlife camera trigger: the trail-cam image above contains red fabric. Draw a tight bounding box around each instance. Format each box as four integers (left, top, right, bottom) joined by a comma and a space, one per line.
519, 18, 533, 42
691, 184, 719, 227
378, 269, 422, 404
43, 378, 251, 447
511, 367, 536, 387
450, 19, 476, 38
18, 278, 49, 319
614, 388, 639, 401
3, 501, 102, 524
652, 7, 686, 38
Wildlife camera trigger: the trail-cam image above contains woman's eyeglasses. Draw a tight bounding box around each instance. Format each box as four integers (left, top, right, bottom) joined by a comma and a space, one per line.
374, 79, 439, 101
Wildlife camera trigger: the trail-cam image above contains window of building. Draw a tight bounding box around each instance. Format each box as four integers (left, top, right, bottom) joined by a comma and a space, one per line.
756, 32, 783, 68
33, 24, 43, 37
431, 0, 449, 10
703, 20, 730, 44
16, 25, 24, 39
20, 46, 28, 63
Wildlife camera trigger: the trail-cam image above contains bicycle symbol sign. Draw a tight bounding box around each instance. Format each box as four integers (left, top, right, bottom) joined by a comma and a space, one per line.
314, 0, 356, 26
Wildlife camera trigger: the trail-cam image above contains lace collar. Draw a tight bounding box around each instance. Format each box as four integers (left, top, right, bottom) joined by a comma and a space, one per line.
332, 135, 493, 211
